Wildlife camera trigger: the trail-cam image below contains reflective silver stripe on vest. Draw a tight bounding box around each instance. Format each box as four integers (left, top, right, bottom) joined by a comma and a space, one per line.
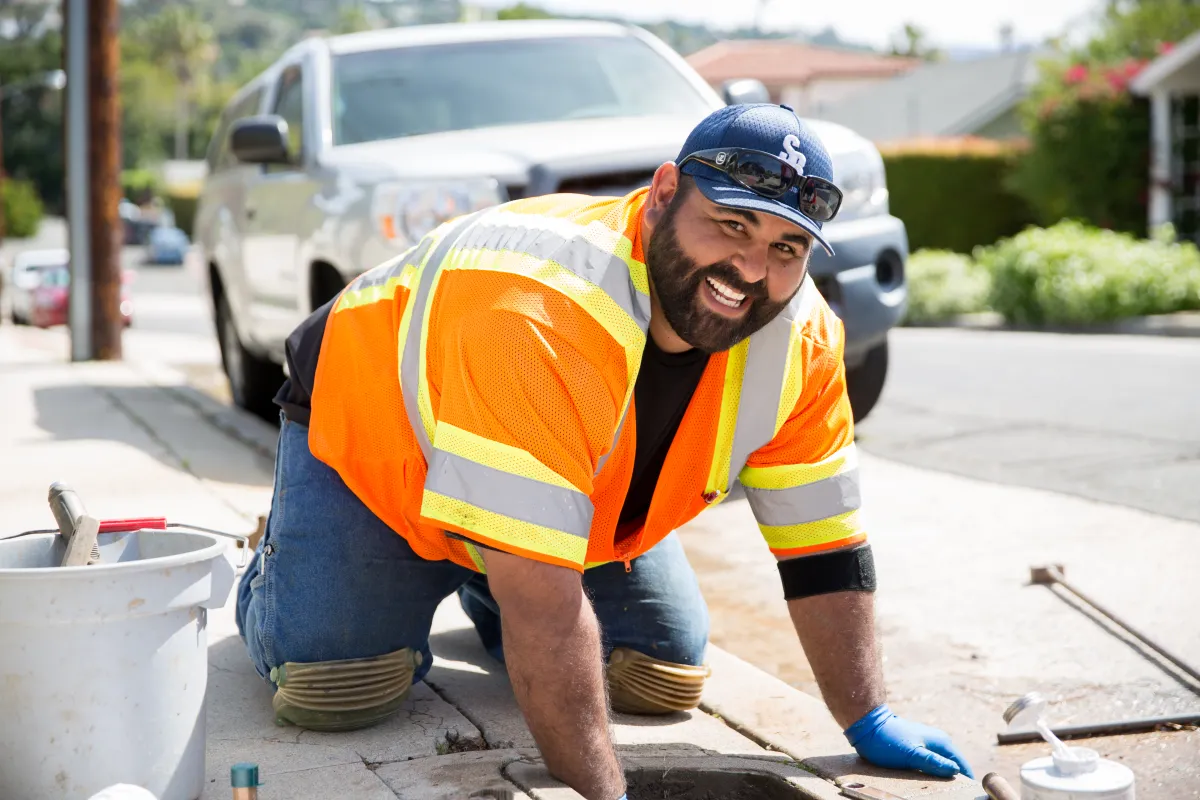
743, 469, 862, 526
400, 212, 484, 462
426, 449, 595, 537
353, 238, 434, 291
725, 277, 818, 489
456, 220, 652, 331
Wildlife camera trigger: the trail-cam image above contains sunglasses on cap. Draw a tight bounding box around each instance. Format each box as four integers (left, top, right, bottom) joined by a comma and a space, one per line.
678, 147, 843, 223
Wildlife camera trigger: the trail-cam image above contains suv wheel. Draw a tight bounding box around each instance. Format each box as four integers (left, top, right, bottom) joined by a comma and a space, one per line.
215, 290, 285, 421
846, 340, 888, 423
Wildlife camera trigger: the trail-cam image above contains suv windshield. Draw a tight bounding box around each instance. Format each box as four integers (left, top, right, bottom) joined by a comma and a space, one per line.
331, 35, 713, 145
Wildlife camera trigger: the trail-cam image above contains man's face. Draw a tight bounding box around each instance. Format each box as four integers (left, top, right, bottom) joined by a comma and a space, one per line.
645, 178, 814, 353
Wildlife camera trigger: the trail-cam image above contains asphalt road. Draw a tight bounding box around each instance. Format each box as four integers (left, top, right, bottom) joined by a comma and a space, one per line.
857, 328, 1200, 524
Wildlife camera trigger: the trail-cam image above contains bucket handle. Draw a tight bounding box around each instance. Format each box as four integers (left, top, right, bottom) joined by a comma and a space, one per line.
166, 524, 252, 569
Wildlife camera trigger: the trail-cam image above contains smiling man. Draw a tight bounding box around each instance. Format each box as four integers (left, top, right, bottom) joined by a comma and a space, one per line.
235, 104, 972, 800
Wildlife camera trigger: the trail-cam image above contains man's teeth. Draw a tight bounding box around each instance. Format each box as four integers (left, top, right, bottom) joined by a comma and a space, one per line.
706, 277, 746, 308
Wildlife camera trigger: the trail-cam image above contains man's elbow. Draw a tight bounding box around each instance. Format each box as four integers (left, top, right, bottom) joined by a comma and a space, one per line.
480, 547, 587, 632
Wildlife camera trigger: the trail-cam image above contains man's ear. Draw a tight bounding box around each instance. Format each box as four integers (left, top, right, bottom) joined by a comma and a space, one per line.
643, 162, 680, 230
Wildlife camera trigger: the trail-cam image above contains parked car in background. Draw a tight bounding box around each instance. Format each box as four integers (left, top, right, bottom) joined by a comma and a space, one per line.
145, 225, 190, 265
8, 249, 133, 328
196, 20, 907, 420
8, 249, 70, 325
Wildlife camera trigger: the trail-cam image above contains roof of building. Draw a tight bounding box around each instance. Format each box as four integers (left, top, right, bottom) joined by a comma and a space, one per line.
1130, 29, 1200, 95
814, 48, 1048, 143
685, 39, 918, 87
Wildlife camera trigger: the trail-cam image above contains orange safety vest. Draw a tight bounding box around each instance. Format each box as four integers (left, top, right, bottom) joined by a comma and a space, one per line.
308, 188, 864, 574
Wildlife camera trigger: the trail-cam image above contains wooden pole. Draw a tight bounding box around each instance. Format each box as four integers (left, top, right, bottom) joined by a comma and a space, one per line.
88, 0, 122, 360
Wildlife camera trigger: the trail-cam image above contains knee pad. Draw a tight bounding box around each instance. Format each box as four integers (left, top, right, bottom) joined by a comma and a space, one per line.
270, 647, 421, 732
605, 647, 710, 715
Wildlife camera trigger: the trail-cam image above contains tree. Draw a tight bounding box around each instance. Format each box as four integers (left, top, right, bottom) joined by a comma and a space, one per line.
497, 3, 555, 21
334, 4, 374, 34
1086, 0, 1200, 61
132, 6, 217, 160
890, 22, 943, 61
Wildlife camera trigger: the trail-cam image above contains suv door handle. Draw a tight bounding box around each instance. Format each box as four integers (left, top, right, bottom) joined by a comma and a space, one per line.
246, 207, 257, 220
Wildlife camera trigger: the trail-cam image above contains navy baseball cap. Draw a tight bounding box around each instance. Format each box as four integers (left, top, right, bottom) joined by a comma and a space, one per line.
676, 104, 837, 256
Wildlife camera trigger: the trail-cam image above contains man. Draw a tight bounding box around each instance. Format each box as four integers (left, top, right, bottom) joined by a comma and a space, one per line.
235, 104, 972, 800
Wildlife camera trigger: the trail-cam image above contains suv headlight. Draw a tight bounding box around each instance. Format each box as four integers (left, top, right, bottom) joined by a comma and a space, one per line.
373, 179, 505, 245
832, 146, 889, 222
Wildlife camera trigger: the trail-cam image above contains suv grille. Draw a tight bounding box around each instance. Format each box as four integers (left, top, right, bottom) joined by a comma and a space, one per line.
556, 169, 656, 196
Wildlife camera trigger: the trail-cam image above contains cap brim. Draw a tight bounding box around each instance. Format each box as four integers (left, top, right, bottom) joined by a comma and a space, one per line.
691, 175, 835, 257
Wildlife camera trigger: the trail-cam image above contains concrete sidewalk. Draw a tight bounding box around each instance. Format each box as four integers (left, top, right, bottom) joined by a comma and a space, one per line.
0, 325, 988, 800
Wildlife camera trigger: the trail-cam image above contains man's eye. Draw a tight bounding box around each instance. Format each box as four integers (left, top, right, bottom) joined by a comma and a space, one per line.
723, 219, 745, 233
774, 242, 797, 257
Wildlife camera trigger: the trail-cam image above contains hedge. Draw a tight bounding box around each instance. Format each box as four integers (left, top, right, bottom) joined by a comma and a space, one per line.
903, 249, 992, 324
975, 221, 1200, 324
121, 168, 162, 205
165, 193, 198, 238
880, 138, 1037, 255
1, 178, 45, 239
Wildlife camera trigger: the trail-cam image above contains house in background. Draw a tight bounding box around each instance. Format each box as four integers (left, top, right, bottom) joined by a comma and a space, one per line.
1131, 29, 1200, 242
685, 40, 918, 118
814, 48, 1047, 144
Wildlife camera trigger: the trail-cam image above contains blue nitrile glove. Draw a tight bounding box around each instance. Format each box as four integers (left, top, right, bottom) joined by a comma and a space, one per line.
844, 705, 975, 779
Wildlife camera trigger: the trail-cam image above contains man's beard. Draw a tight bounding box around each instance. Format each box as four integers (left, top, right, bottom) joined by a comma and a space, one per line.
646, 207, 797, 354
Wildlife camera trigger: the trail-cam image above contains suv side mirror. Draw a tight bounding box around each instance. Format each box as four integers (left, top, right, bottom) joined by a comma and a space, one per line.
230, 115, 291, 164
722, 78, 771, 106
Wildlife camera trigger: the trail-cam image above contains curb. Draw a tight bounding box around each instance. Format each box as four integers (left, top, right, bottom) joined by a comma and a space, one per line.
904, 310, 1200, 337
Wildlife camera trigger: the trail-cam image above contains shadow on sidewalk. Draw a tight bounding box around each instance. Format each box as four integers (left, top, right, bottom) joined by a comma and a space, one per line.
30, 383, 276, 488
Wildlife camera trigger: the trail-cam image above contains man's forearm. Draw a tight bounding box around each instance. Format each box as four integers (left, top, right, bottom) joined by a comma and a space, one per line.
482, 550, 625, 800
787, 589, 886, 728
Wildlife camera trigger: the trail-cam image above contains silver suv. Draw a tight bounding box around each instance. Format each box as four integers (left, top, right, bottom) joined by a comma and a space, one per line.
196, 20, 907, 420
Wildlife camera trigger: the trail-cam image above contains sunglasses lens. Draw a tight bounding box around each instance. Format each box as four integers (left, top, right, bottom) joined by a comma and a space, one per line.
799, 181, 841, 222
730, 152, 793, 197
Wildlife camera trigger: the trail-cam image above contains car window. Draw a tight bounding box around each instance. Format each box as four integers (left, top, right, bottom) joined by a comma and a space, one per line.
272, 65, 305, 163
330, 36, 713, 145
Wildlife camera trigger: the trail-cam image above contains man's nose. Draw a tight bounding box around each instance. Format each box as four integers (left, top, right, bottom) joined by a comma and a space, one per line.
730, 248, 769, 286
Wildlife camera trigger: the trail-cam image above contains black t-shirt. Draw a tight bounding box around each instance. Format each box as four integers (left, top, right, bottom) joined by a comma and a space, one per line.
616, 337, 709, 524
275, 304, 709, 524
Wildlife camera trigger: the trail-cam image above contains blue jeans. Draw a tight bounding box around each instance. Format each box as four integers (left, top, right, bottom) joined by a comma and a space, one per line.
235, 416, 710, 685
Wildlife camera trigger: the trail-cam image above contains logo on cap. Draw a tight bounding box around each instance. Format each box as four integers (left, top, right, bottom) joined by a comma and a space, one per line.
778, 134, 807, 174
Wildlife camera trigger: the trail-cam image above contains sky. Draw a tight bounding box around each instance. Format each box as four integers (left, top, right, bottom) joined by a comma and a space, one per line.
475, 0, 1106, 52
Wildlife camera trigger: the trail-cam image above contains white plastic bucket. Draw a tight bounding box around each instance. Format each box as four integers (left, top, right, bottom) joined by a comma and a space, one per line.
0, 528, 237, 800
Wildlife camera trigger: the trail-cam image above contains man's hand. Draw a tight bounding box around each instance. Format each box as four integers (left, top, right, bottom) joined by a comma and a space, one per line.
844, 705, 974, 779
481, 548, 626, 800
785, 586, 973, 780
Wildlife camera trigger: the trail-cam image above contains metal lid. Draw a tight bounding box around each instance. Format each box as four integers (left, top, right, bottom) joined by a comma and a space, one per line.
231, 762, 261, 788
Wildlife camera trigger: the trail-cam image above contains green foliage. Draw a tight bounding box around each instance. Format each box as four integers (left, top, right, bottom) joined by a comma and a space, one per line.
903, 249, 992, 324
121, 169, 162, 204
881, 142, 1037, 254
1, 178, 45, 239
1085, 0, 1200, 62
0, 26, 65, 211
1010, 56, 1151, 236
497, 3, 556, 20
165, 193, 199, 238
974, 220, 1200, 324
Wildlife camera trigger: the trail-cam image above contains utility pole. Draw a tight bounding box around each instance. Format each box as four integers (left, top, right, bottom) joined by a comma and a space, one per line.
88, 0, 122, 359
64, 0, 92, 361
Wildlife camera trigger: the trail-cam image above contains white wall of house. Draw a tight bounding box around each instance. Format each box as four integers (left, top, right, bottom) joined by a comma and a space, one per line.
777, 77, 893, 117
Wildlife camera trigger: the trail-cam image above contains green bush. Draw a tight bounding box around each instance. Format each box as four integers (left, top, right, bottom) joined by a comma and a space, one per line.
121, 168, 161, 205
165, 193, 198, 237
881, 140, 1036, 254
1, 178, 45, 239
903, 249, 993, 324
975, 221, 1200, 324
1010, 57, 1150, 236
